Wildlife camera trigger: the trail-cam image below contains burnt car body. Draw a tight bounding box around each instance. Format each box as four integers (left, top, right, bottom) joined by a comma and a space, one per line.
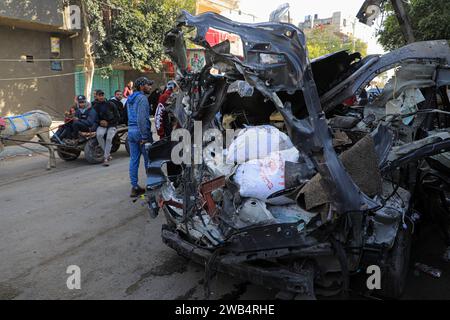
144, 11, 450, 299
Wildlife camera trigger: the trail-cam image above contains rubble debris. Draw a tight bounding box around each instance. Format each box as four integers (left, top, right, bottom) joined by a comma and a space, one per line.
443, 247, 450, 263
414, 263, 442, 279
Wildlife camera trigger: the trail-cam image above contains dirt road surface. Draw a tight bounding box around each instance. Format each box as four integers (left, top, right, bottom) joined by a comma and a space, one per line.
1, 146, 449, 300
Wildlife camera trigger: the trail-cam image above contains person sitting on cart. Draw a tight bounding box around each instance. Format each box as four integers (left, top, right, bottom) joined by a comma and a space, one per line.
70, 96, 98, 141
109, 90, 127, 125
52, 95, 85, 143
94, 90, 121, 167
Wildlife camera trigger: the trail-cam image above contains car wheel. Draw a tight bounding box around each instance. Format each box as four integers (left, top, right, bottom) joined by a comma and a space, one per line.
380, 222, 412, 299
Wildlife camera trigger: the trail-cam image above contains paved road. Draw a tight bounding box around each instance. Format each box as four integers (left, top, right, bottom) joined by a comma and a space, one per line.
1, 147, 449, 300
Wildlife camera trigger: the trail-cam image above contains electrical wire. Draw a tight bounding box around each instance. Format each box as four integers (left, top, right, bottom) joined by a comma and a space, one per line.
0, 58, 85, 62
0, 63, 125, 82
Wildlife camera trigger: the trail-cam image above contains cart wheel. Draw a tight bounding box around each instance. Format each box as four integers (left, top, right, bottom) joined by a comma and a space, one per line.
111, 133, 121, 153
84, 138, 104, 164
125, 136, 130, 155
56, 145, 81, 161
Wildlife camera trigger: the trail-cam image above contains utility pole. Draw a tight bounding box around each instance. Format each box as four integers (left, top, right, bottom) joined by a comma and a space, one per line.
390, 0, 415, 43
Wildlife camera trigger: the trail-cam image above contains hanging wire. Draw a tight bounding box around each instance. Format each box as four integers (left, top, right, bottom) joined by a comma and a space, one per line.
0, 63, 125, 82
0, 58, 86, 62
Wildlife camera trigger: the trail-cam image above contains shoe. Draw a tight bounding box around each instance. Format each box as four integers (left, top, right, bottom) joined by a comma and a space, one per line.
102, 159, 110, 167
130, 186, 145, 198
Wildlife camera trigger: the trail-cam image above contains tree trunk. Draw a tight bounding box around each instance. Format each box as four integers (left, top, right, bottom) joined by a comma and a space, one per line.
391, 0, 416, 44
80, 0, 95, 100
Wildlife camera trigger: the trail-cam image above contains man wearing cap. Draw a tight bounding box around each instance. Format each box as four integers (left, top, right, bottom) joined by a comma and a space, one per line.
52, 95, 87, 142
71, 95, 98, 140
126, 77, 154, 197
94, 90, 121, 166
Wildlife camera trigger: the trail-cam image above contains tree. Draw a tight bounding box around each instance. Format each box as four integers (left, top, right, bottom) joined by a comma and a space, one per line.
79, 0, 195, 97
377, 0, 450, 51
304, 26, 368, 60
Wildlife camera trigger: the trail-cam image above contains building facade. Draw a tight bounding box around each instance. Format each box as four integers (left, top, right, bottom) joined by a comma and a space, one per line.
0, 0, 81, 117
298, 11, 372, 45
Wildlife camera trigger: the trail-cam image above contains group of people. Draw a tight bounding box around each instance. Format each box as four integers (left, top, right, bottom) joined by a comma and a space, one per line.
52, 77, 178, 197
52, 89, 126, 167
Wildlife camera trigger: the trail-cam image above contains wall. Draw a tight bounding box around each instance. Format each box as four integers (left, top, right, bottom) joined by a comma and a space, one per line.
0, 25, 76, 118
124, 70, 169, 93
0, 0, 64, 27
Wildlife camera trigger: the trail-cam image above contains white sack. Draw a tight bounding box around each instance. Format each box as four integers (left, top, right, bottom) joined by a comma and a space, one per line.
226, 125, 293, 164
233, 147, 300, 205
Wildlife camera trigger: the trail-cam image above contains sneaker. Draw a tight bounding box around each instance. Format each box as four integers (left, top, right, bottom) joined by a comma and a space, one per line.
130, 186, 145, 198
102, 159, 110, 167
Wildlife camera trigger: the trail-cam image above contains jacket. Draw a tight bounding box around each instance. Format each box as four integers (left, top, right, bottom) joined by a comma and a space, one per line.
155, 89, 173, 139
94, 100, 121, 127
127, 91, 152, 141
75, 106, 98, 129
109, 98, 127, 125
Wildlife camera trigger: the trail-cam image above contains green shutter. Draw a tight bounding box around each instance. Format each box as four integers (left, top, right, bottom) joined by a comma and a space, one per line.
74, 67, 125, 100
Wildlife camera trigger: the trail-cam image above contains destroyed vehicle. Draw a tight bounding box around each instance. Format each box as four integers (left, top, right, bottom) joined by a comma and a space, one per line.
144, 11, 450, 299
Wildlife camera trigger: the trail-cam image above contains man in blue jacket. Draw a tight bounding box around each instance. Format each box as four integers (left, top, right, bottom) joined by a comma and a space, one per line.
72, 99, 98, 140
127, 77, 154, 197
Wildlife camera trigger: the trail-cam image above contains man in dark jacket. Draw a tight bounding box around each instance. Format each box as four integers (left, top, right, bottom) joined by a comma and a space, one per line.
110, 90, 126, 125
95, 90, 121, 166
71, 98, 98, 140
127, 77, 153, 197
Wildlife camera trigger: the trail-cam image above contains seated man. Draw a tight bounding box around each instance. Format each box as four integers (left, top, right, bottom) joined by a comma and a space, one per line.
109, 90, 127, 125
95, 90, 121, 166
52, 95, 84, 143
70, 96, 98, 141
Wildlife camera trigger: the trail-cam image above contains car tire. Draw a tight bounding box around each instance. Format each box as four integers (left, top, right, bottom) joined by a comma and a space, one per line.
380, 222, 412, 299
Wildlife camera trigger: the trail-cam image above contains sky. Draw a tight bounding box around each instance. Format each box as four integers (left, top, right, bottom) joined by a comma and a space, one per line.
223, 0, 385, 54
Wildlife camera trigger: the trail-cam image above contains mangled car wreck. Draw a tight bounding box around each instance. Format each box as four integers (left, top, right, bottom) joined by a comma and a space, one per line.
144, 11, 450, 299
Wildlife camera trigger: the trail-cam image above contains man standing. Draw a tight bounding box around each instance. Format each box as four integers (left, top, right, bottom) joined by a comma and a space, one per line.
95, 90, 121, 167
155, 80, 177, 140
126, 77, 154, 197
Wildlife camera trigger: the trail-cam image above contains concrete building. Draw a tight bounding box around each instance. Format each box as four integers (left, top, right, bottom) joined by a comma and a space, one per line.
298, 11, 372, 45
0, 0, 81, 117
196, 0, 240, 14
0, 1, 161, 118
